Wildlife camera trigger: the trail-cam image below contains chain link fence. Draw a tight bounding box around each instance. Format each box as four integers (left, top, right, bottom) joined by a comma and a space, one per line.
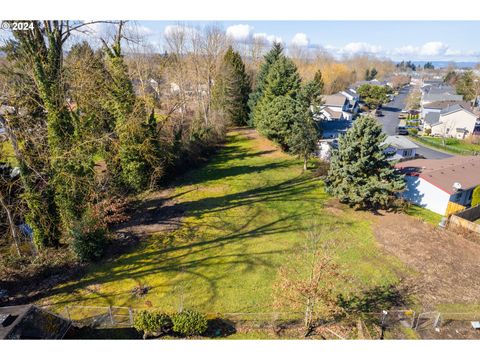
42, 305, 480, 339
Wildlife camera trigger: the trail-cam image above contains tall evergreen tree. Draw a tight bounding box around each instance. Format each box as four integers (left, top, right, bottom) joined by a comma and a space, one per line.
288, 112, 318, 172
456, 70, 477, 102
300, 70, 324, 110
325, 115, 405, 210
364, 68, 370, 81
253, 55, 302, 149
212, 46, 251, 126
102, 25, 160, 192
247, 42, 283, 125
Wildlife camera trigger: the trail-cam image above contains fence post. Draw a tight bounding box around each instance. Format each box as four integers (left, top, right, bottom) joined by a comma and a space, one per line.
434, 312, 441, 328
129, 307, 134, 327
109, 306, 115, 327
65, 306, 71, 321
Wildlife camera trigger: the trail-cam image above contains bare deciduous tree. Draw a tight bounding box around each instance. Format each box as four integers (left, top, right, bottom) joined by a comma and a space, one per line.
273, 224, 349, 336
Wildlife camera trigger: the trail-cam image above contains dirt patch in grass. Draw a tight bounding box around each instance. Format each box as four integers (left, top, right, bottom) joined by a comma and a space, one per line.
113, 188, 185, 238
373, 212, 480, 308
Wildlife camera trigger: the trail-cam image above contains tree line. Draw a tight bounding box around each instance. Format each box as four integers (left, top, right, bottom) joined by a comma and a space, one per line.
0, 21, 403, 268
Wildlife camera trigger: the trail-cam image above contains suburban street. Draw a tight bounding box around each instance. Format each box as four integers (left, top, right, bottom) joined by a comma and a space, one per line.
378, 85, 453, 159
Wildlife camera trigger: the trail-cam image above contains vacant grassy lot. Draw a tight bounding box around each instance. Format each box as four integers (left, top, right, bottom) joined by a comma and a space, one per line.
40, 129, 407, 314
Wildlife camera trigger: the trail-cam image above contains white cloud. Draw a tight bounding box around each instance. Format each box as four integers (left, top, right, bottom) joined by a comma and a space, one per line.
226, 24, 254, 41
419, 41, 448, 56
393, 41, 459, 58
253, 32, 282, 44
291, 33, 309, 47
341, 42, 382, 54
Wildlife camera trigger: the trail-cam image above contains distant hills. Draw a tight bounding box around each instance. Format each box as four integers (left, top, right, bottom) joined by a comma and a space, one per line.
409, 61, 478, 69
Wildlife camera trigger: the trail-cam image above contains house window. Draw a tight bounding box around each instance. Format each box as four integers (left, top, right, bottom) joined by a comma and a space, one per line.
403, 149, 412, 157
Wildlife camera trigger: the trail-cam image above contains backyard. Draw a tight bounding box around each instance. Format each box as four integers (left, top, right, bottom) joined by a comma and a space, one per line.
413, 136, 480, 155
38, 129, 408, 314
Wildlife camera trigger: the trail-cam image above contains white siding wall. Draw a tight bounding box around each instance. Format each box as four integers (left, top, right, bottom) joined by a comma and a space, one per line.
430, 110, 478, 138
396, 148, 416, 159
401, 176, 450, 215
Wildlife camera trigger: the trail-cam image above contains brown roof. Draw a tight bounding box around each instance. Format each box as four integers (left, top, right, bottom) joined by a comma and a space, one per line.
322, 94, 348, 107
322, 107, 343, 119
423, 100, 471, 110
395, 156, 480, 194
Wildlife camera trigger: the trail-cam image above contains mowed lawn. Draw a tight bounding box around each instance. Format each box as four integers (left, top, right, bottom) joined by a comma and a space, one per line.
41, 129, 408, 314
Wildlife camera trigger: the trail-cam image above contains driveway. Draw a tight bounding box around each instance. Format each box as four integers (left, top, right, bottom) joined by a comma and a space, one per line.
376, 85, 452, 159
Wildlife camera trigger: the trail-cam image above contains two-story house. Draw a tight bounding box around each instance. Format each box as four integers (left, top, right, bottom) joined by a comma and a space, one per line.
429, 104, 479, 139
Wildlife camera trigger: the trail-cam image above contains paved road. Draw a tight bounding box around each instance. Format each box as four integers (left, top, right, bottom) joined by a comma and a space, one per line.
377, 85, 452, 159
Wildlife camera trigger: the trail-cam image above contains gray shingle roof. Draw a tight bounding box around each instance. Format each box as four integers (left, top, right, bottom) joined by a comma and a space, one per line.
423, 93, 463, 103
423, 100, 470, 110
383, 136, 419, 150
440, 103, 475, 116
424, 112, 441, 125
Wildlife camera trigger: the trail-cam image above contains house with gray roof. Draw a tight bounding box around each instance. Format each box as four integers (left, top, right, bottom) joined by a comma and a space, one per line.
383, 135, 419, 161
429, 104, 480, 138
421, 100, 471, 118
422, 93, 463, 105
319, 93, 357, 121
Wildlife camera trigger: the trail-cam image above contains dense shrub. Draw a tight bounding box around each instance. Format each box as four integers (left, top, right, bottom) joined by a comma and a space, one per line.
134, 310, 172, 339
70, 211, 108, 262
407, 128, 418, 136
171, 310, 208, 337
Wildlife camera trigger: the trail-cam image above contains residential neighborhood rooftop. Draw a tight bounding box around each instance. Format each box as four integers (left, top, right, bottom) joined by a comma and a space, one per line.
423, 100, 471, 110
396, 156, 480, 194
321, 94, 348, 107
424, 112, 441, 125
440, 103, 475, 116
423, 93, 464, 103
321, 107, 343, 119
383, 135, 419, 150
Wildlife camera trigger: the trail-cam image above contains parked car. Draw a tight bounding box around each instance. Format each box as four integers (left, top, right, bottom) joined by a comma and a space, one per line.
375, 109, 384, 117
396, 126, 409, 135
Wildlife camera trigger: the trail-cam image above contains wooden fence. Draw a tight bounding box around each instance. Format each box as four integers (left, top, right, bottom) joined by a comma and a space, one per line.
448, 205, 480, 234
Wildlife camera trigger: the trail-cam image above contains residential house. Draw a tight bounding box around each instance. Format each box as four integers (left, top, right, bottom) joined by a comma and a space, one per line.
383, 136, 419, 161
421, 100, 471, 118
339, 89, 360, 116
0, 305, 71, 339
421, 93, 463, 106
317, 119, 352, 139
320, 93, 356, 121
429, 104, 479, 139
352, 79, 387, 89
396, 156, 480, 216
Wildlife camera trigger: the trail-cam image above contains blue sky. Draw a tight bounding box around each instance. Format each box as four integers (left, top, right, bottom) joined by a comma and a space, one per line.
134, 21, 480, 62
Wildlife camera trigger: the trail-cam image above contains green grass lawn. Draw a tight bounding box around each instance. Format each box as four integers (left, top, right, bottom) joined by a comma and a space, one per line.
413, 136, 480, 155
405, 205, 443, 226
41, 129, 408, 316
